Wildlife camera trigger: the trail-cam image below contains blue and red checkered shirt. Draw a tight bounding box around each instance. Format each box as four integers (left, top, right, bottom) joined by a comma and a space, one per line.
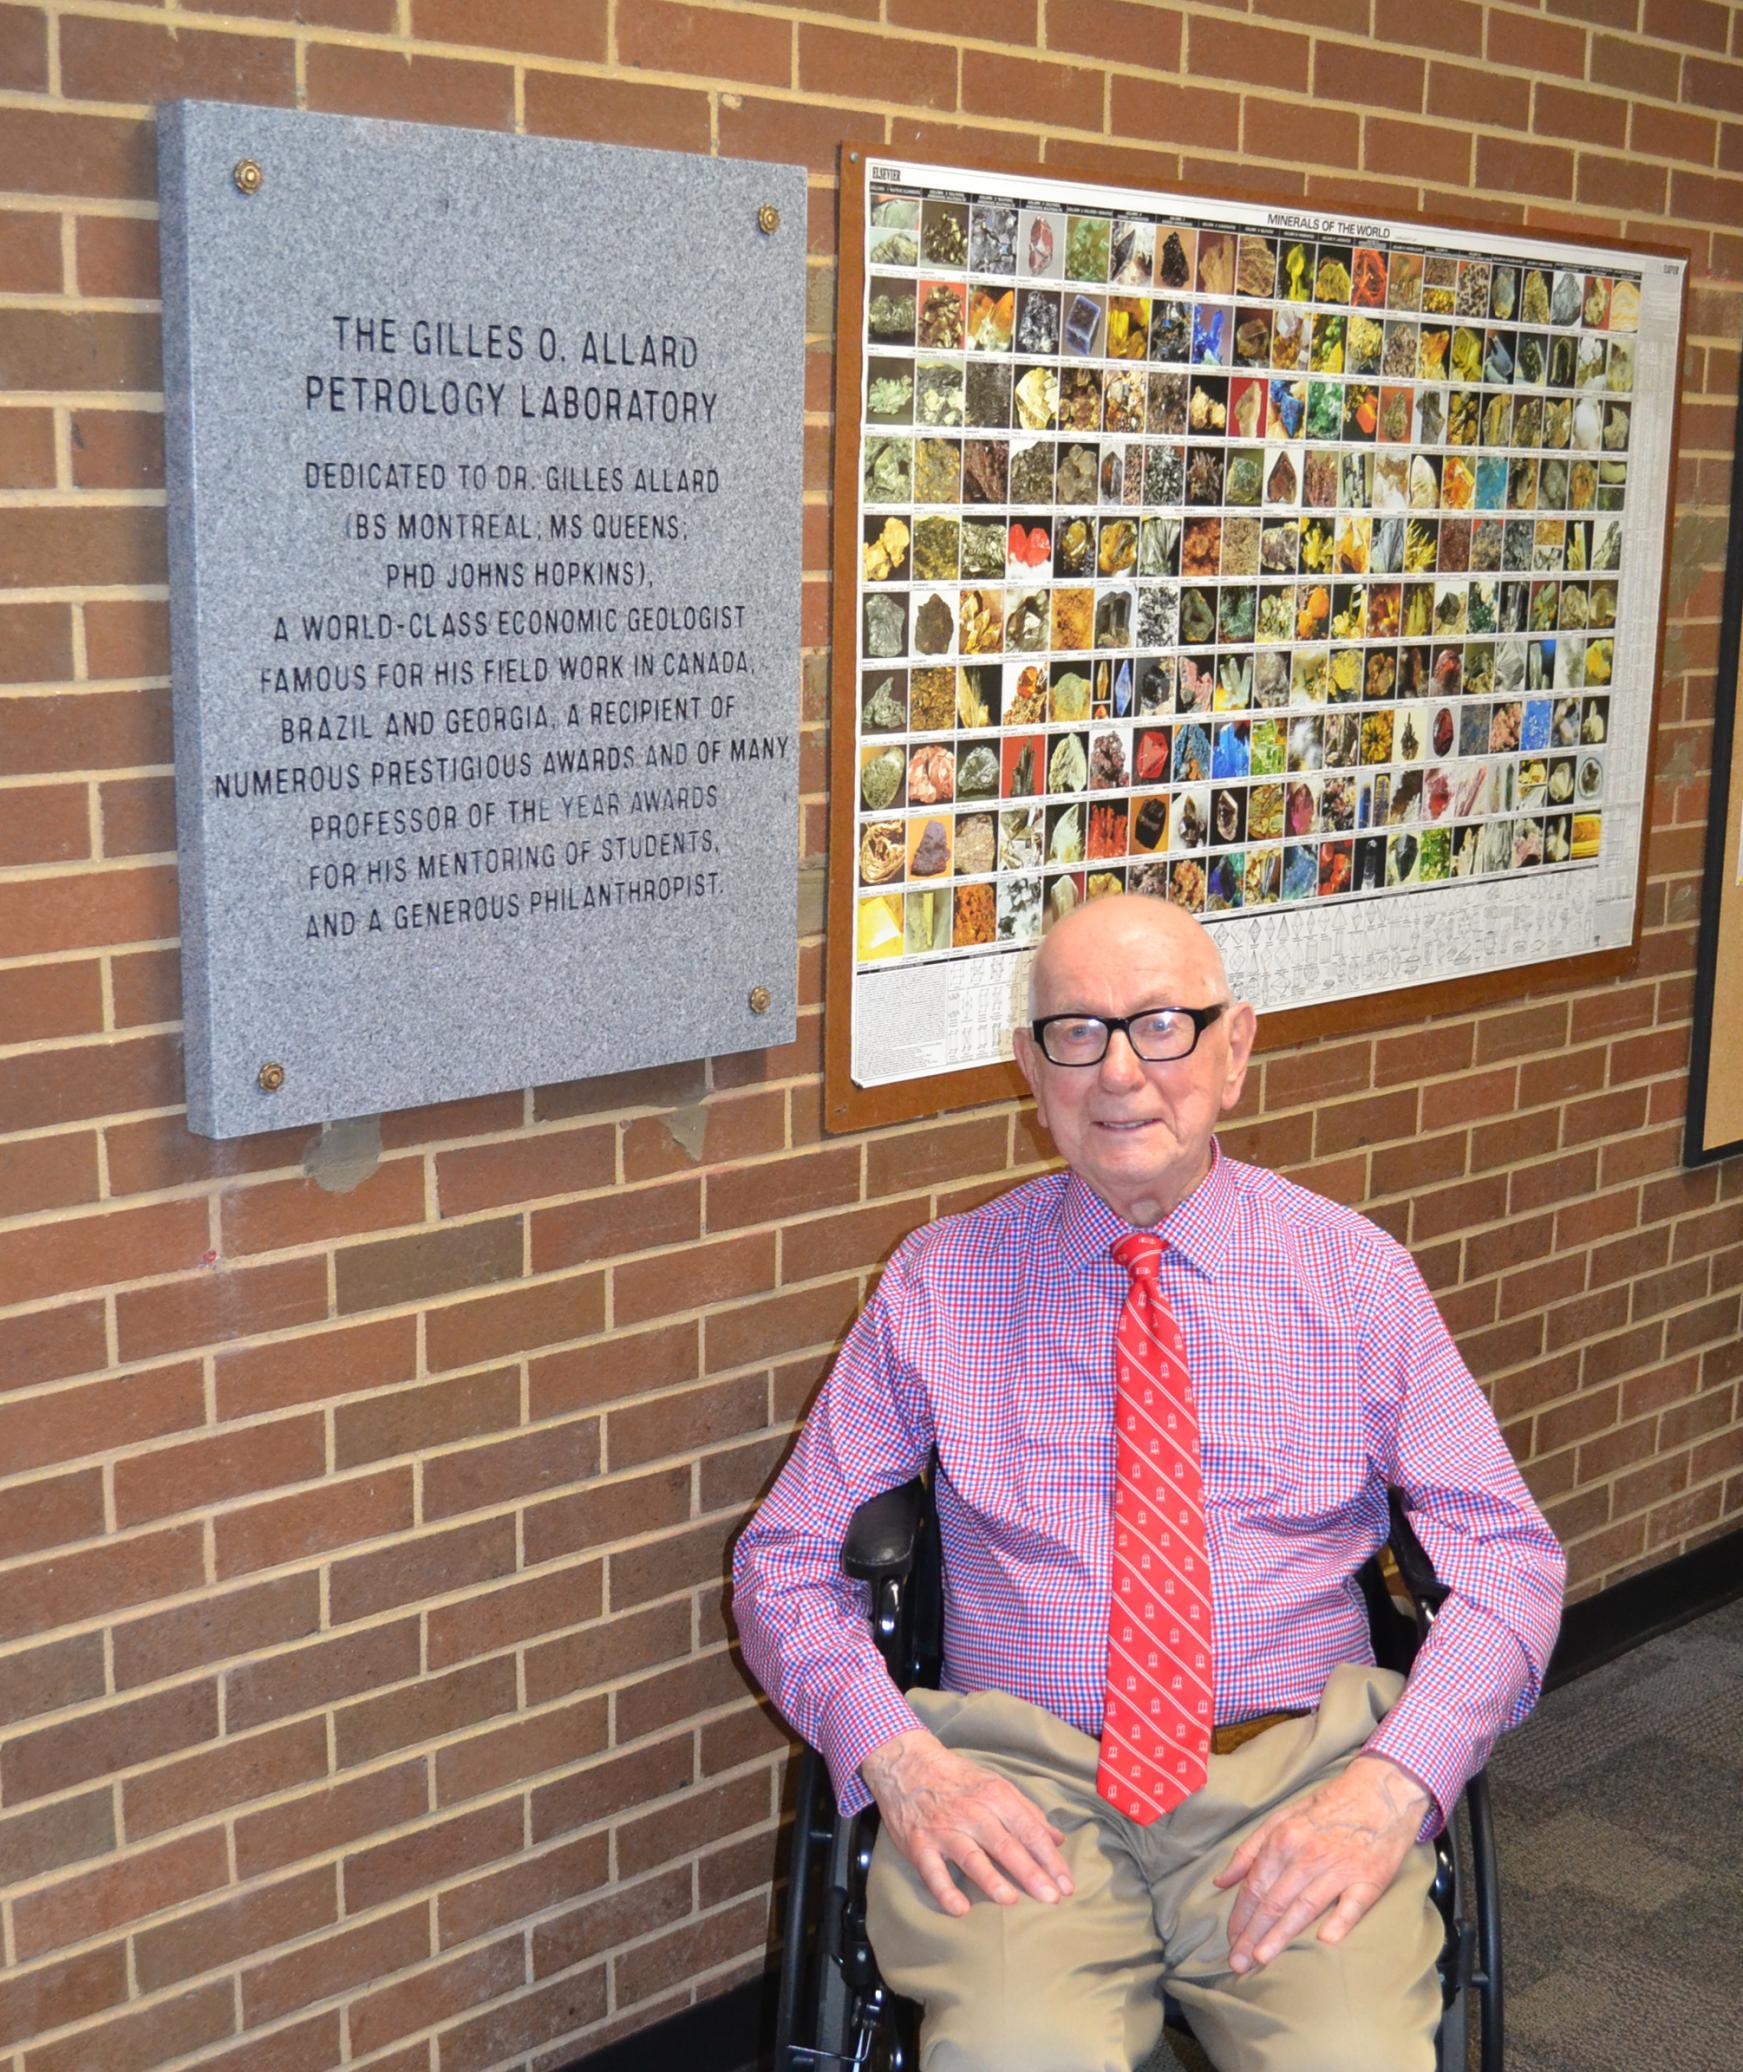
733, 1148, 1565, 1823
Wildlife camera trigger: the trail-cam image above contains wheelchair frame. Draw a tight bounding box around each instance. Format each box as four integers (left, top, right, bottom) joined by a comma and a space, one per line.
774, 1476, 1502, 2072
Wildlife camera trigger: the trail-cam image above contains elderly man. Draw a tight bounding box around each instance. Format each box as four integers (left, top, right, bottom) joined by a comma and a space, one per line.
733, 895, 1563, 2071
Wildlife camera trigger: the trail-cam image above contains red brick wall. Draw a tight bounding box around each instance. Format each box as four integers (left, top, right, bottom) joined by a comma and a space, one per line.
2, 2, 1741, 2064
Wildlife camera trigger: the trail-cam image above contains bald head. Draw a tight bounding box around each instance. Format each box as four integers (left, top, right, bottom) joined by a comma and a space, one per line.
1013, 894, 1256, 1226
1029, 893, 1232, 1020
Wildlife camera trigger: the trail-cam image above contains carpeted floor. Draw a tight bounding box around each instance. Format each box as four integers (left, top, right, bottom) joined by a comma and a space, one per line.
1148, 1596, 1743, 2072
1485, 1595, 1743, 2072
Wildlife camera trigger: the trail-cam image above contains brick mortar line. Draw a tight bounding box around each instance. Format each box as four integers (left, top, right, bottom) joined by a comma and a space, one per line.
3, 1864, 508, 2056
0, 1034, 181, 1083
0, 487, 165, 507
549, 1641, 756, 1735
0, 299, 165, 317
0, 195, 158, 218
588, 1976, 686, 2047
1508, 1309, 1724, 1392
181, 1793, 612, 1927
3, 1760, 175, 1848
0, 1234, 263, 1317
1256, 1061, 1590, 1125
0, 593, 169, 615
1575, 131, 1724, 174
1633, 1497, 1739, 1551
0, 1033, 827, 1118
1445, 1300, 1703, 1385
0, 25, 1216, 124
557, 1847, 777, 1953
603, 1930, 773, 2022
0, 770, 171, 807
0, 1027, 186, 1077
0, 670, 169, 689
1524, 1413, 1731, 1478
419, 1900, 762, 2063
1572, 1422, 1739, 1492
647, 1400, 803, 1456
32, 0, 58, 101
4, 1739, 434, 1902
0, 1323, 796, 1422
592, 1948, 770, 2036
1357, 1068, 1703, 1162
30, 0, 1130, 76
1608, 213, 1740, 247
8, 1736, 748, 1945
0, 1383, 338, 1465
495, 1727, 770, 1845
28, 0, 628, 70
0, 1051, 1687, 1179
1568, 1456, 1737, 1535
0, 1969, 261, 2064
0, 99, 1722, 212
426, 1857, 782, 2028
0, 1655, 560, 1825
0, 1165, 510, 1249
0, 1468, 769, 1621
0, 295, 162, 318
0, 1504, 305, 1592
0, 1459, 697, 1600
0, 1243, 561, 1342
1507, 1328, 1732, 1403
1593, 1518, 1726, 1580
0, 1130, 875, 1240
0, 860, 173, 904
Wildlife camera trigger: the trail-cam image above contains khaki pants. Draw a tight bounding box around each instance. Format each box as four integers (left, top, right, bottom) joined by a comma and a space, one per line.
865, 1664, 1442, 2072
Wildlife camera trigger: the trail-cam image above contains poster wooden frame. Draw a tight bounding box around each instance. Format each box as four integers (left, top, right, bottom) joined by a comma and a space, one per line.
824, 144, 1691, 1136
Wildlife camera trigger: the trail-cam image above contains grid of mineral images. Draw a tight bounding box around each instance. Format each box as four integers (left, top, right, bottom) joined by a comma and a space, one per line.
853, 181, 1638, 969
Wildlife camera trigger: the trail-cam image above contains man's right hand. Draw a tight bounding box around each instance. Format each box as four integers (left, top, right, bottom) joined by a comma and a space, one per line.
859, 1726, 1075, 1917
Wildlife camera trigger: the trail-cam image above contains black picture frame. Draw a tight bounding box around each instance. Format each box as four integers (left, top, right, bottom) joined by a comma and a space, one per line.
1685, 332, 1743, 1166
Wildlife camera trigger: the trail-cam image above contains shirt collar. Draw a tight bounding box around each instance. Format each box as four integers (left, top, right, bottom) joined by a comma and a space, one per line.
1056, 1139, 1240, 1280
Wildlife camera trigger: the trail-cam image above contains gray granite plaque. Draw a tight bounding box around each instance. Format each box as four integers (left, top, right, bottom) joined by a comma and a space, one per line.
159, 101, 805, 1138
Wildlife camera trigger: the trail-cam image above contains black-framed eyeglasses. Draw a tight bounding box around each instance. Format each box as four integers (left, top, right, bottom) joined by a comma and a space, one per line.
1031, 1004, 1228, 1067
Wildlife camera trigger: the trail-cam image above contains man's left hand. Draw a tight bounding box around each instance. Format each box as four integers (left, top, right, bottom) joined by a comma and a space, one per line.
1212, 1753, 1431, 1974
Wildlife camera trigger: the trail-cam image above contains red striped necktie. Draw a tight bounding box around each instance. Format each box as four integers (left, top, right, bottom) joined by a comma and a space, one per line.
1096, 1230, 1214, 1824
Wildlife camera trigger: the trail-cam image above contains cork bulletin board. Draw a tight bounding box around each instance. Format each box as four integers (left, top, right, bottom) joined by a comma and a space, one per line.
1686, 338, 1743, 1166
825, 149, 1689, 1133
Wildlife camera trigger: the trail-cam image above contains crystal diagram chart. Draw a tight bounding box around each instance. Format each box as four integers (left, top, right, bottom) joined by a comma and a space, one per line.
836, 158, 1686, 1094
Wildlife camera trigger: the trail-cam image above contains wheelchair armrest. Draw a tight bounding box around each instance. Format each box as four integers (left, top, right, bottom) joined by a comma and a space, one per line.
843, 1477, 925, 1584
1387, 1489, 1450, 1619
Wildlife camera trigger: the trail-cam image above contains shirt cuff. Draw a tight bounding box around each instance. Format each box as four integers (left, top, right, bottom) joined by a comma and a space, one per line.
1362, 1705, 1467, 1839
819, 1680, 927, 1816
1361, 1742, 1446, 1840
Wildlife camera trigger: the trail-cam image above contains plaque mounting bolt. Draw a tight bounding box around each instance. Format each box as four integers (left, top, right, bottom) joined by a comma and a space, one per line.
757, 202, 780, 236
748, 986, 772, 1015
233, 159, 264, 197
257, 1061, 285, 1094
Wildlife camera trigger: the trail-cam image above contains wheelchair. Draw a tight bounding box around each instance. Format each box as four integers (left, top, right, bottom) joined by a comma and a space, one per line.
774, 1475, 1502, 2072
